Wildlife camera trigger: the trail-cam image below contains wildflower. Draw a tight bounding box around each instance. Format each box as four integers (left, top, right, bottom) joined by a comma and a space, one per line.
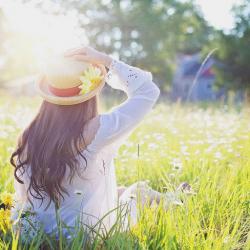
0, 208, 11, 231
163, 182, 196, 210
0, 208, 5, 221
176, 182, 197, 195
223, 236, 230, 244
79, 65, 103, 94
171, 158, 183, 170
214, 151, 222, 159
148, 143, 159, 150
1, 192, 13, 208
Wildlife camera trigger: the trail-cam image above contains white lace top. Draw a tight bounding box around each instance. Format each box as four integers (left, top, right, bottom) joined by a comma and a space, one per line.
12, 59, 160, 237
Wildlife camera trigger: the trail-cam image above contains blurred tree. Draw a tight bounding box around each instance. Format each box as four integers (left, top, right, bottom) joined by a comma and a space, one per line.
35, 0, 210, 90
1, 0, 212, 90
209, 0, 250, 90
63, 0, 212, 90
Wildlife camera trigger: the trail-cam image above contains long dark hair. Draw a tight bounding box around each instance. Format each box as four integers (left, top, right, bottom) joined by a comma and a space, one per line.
10, 97, 98, 209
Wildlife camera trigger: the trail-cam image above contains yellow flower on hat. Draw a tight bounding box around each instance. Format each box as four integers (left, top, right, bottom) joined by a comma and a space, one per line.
79, 65, 103, 95
1, 192, 13, 208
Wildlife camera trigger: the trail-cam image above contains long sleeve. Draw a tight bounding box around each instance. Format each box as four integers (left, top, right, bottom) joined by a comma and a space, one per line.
90, 59, 160, 151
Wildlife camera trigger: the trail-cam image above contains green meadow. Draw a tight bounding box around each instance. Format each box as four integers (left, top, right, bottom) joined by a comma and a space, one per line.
0, 96, 249, 249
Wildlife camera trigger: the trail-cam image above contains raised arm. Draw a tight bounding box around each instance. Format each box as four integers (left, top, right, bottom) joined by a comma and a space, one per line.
90, 59, 160, 150
64, 47, 160, 150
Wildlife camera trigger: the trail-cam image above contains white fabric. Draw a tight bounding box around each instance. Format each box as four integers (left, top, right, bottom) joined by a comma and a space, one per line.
12, 59, 160, 238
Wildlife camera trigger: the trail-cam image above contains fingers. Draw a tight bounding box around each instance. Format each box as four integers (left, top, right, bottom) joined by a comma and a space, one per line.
63, 46, 101, 64
70, 54, 92, 63
64, 46, 93, 57
64, 50, 85, 57
64, 47, 87, 57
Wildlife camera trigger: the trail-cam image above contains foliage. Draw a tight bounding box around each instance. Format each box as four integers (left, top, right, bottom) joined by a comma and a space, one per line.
206, 0, 250, 90
61, 0, 212, 89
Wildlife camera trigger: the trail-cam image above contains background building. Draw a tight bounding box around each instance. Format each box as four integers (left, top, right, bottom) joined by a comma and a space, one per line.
171, 53, 226, 102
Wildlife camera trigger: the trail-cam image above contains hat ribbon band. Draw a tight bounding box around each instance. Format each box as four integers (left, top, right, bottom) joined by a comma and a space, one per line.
49, 84, 81, 97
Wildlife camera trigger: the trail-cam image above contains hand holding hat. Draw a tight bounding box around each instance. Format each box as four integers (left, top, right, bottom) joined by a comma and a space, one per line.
64, 46, 112, 68
37, 46, 112, 105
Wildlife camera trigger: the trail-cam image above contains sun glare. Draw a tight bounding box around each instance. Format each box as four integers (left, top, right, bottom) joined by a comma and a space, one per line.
1, 1, 87, 72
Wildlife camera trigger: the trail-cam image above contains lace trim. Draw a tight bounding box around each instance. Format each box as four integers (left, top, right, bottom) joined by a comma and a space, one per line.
106, 59, 152, 92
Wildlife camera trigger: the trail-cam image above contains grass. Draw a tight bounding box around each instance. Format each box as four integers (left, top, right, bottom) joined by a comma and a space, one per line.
0, 95, 249, 249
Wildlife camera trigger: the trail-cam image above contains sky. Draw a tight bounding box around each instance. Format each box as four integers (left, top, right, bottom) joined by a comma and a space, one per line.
195, 0, 242, 30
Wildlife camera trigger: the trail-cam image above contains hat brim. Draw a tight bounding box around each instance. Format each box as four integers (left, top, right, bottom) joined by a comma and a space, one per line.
37, 64, 106, 106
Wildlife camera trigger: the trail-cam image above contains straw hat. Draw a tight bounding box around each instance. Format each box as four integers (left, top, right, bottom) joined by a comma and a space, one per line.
37, 55, 106, 105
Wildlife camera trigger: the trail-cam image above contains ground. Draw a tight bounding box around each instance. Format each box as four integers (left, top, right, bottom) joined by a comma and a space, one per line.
0, 95, 249, 249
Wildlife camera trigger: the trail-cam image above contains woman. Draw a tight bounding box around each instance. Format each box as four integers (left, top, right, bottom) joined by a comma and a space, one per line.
10, 46, 184, 241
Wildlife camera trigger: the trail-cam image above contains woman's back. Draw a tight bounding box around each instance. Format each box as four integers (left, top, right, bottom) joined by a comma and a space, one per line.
11, 49, 160, 239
